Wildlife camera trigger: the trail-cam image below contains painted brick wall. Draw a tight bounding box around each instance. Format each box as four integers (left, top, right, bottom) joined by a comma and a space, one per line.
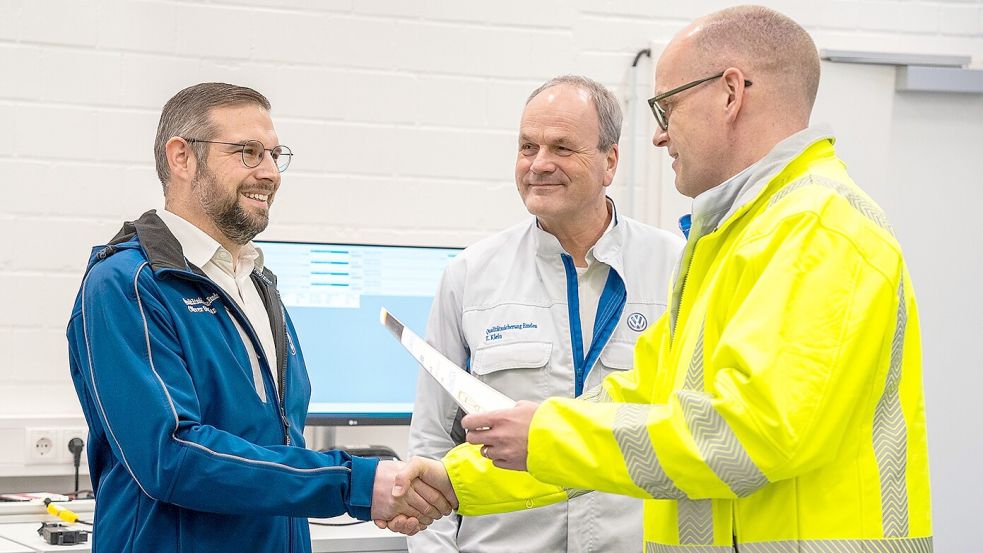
1, 0, 981, 504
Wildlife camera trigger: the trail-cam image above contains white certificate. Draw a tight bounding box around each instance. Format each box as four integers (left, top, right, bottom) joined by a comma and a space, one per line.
380, 307, 516, 414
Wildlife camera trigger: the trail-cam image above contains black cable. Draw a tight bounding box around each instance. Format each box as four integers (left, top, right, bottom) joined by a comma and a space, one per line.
309, 520, 368, 527
631, 48, 651, 67
43, 498, 93, 526
68, 437, 85, 496
63, 490, 94, 500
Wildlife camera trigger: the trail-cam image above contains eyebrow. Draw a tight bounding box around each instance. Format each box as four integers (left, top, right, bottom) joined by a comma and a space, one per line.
519, 132, 576, 145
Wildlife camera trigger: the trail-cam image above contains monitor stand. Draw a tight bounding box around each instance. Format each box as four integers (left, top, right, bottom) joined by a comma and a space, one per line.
305, 426, 400, 460
305, 426, 338, 451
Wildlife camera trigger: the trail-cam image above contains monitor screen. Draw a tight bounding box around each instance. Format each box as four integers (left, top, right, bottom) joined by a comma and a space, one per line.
256, 240, 460, 426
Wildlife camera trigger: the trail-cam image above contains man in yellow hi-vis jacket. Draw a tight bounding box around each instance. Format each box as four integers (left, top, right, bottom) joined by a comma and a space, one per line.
393, 5, 932, 551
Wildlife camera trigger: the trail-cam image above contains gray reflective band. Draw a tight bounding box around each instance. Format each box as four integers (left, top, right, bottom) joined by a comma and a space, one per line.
647, 537, 933, 552
874, 279, 911, 536
676, 390, 769, 497
683, 329, 705, 391
581, 383, 612, 403
736, 536, 933, 553
768, 175, 894, 234
612, 404, 685, 499
646, 544, 731, 553
769, 172, 913, 534
565, 487, 591, 500
677, 498, 714, 545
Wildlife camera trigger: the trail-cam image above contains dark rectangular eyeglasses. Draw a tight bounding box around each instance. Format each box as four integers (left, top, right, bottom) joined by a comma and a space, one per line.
647, 72, 752, 131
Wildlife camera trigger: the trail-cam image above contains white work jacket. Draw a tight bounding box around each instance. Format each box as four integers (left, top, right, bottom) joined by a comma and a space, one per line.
408, 202, 684, 552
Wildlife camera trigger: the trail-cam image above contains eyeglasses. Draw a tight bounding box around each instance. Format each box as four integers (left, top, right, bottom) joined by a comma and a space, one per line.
184, 138, 293, 172
647, 72, 752, 131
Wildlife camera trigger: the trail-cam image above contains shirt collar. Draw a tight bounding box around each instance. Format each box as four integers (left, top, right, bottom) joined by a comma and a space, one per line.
533, 196, 618, 255
532, 197, 625, 276
688, 125, 835, 242
156, 209, 265, 273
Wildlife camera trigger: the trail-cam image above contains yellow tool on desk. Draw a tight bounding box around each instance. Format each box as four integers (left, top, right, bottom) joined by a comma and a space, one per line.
43, 498, 92, 525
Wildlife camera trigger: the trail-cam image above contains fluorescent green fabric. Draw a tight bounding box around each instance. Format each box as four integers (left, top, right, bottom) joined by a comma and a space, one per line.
444, 137, 932, 549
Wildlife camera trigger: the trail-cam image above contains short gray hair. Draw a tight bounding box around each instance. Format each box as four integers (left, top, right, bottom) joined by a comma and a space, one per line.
154, 82, 271, 190
526, 75, 622, 151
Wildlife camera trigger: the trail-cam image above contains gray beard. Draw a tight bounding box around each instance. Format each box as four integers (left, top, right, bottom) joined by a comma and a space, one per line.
191, 166, 269, 246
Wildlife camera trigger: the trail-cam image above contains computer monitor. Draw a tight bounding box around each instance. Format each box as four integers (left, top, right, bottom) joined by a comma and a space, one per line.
256, 240, 460, 426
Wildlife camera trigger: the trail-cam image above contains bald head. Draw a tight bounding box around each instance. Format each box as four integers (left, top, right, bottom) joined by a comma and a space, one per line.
687, 5, 820, 118
653, 6, 821, 197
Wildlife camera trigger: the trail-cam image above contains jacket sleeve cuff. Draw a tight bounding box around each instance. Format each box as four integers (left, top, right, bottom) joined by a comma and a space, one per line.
346, 455, 380, 521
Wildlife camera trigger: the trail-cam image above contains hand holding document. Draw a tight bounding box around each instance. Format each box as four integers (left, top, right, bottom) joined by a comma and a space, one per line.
379, 308, 516, 414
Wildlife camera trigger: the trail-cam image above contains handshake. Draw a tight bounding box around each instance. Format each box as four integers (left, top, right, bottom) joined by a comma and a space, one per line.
367, 401, 539, 535
369, 457, 456, 536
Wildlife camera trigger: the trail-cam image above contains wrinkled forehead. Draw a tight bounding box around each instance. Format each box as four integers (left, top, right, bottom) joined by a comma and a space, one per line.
520, 85, 599, 138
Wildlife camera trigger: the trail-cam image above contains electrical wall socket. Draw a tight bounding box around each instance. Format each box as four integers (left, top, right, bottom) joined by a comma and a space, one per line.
26, 428, 60, 464
24, 426, 90, 465
61, 427, 89, 465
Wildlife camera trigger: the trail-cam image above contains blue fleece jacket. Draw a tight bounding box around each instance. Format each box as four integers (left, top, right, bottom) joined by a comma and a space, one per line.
66, 210, 379, 553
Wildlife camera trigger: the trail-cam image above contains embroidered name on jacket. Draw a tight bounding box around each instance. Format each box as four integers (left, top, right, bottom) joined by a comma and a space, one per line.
485, 322, 539, 342
184, 293, 220, 314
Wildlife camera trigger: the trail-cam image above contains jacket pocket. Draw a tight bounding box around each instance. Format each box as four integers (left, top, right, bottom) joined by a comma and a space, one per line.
599, 340, 634, 371
471, 341, 552, 401
582, 340, 635, 392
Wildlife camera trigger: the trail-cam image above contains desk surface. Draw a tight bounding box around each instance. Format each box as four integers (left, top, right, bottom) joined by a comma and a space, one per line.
0, 536, 32, 553
0, 524, 90, 553
0, 517, 406, 553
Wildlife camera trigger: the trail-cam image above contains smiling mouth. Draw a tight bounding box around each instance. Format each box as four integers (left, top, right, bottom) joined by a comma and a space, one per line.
242, 192, 270, 204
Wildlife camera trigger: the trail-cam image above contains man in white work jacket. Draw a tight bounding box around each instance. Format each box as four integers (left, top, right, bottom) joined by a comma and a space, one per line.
407, 75, 684, 552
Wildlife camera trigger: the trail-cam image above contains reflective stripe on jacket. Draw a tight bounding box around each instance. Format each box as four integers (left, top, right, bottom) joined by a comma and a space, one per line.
443, 129, 933, 551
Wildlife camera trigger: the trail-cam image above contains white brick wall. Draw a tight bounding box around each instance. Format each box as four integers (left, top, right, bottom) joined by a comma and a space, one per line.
1, 0, 982, 539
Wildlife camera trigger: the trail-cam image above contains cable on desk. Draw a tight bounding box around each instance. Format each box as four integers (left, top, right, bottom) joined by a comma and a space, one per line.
44, 498, 93, 525
309, 519, 369, 527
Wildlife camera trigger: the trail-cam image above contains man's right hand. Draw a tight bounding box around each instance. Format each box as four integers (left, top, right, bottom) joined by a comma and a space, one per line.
370, 459, 455, 535
391, 456, 458, 518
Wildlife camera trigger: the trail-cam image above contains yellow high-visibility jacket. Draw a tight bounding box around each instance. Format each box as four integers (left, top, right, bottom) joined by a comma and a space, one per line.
443, 128, 933, 552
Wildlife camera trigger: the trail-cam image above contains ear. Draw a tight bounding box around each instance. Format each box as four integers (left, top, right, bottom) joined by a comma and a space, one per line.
165, 136, 197, 188
602, 143, 619, 188
722, 67, 749, 125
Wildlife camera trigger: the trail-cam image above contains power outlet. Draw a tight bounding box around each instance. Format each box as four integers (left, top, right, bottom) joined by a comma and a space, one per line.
61, 427, 89, 465
26, 428, 60, 464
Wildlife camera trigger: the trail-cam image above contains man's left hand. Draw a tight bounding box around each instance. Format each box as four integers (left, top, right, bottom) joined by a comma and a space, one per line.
462, 400, 540, 471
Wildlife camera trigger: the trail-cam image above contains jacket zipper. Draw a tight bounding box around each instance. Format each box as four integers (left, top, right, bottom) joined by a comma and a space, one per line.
272, 287, 291, 446
167, 269, 291, 445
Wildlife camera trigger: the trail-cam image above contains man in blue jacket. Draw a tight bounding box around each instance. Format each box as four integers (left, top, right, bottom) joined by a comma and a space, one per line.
66, 82, 451, 553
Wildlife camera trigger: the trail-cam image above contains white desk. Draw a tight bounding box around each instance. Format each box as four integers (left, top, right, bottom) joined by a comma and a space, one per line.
309, 517, 408, 552
0, 537, 32, 553
0, 517, 406, 553
0, 524, 90, 553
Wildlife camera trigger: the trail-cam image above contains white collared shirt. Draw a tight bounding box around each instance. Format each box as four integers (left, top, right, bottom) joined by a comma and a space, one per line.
157, 209, 279, 402
576, 203, 616, 354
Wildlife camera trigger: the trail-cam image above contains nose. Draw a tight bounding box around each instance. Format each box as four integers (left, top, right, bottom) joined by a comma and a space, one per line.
652, 127, 669, 148
254, 150, 281, 182
530, 149, 556, 173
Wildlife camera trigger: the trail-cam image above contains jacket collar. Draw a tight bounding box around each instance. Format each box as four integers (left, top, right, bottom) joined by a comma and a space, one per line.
108, 209, 275, 285
666, 125, 836, 335
532, 196, 626, 277
688, 125, 835, 243
155, 209, 266, 274
109, 209, 190, 273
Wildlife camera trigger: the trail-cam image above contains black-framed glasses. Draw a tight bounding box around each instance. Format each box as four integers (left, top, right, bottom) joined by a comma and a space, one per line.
647, 72, 752, 131
184, 138, 293, 173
